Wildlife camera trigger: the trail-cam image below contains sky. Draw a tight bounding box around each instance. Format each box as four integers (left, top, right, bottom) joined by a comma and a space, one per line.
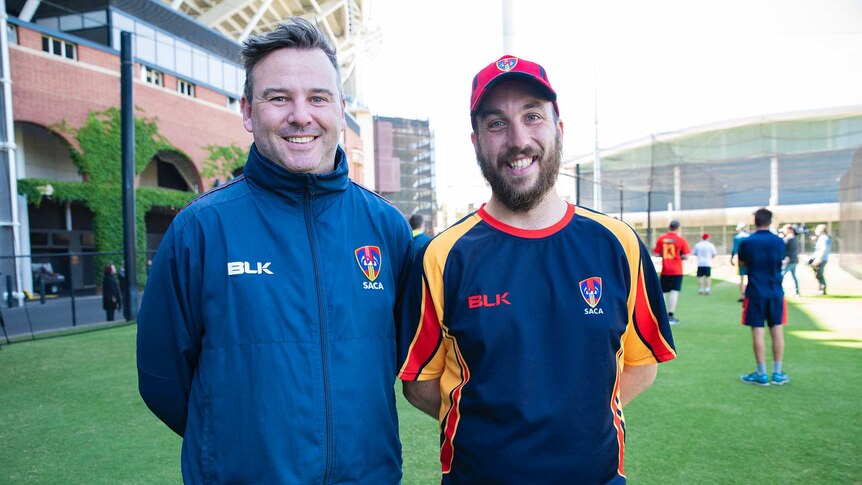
360, 0, 862, 208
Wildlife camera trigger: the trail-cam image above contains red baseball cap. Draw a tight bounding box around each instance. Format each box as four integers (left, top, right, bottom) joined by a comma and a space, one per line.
702, 233, 710, 239
470, 55, 558, 116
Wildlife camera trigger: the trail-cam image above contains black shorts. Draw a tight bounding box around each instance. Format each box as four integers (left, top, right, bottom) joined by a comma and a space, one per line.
696, 267, 711, 277
742, 296, 787, 327
660, 275, 683, 292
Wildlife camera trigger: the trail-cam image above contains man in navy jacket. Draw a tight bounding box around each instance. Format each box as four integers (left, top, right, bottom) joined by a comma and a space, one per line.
137, 18, 412, 483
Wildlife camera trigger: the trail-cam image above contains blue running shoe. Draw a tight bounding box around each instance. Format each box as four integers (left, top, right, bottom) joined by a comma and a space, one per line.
740, 372, 769, 386
771, 372, 790, 385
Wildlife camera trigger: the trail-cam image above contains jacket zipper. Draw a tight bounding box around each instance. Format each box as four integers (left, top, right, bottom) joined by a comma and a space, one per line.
304, 180, 333, 483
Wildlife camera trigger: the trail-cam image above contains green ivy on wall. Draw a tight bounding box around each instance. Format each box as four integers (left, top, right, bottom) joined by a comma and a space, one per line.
19, 108, 197, 287
201, 143, 248, 182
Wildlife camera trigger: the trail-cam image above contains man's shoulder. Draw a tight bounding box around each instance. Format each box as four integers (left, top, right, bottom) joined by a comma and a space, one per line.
575, 206, 644, 244
746, 231, 782, 247
172, 176, 250, 228
348, 180, 405, 220
755, 230, 781, 241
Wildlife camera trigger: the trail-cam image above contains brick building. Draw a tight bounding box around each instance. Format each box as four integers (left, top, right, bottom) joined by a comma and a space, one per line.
2, 1, 369, 296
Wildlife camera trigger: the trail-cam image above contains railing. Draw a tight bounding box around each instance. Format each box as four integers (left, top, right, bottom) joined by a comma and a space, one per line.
0, 250, 154, 345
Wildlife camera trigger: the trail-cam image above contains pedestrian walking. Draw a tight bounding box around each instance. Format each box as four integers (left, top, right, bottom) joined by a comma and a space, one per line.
102, 264, 122, 322
781, 224, 800, 297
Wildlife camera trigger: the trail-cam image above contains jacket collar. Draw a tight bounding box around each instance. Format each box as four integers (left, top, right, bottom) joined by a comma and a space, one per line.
242, 143, 350, 201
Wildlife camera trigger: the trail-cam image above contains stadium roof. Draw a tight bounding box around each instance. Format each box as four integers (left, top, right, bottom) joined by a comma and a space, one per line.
159, 0, 377, 84
566, 104, 862, 169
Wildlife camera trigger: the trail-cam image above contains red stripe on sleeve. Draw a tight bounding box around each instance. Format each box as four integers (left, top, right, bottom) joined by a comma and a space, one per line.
634, 266, 675, 361
400, 283, 443, 379
440, 385, 461, 473
440, 343, 471, 474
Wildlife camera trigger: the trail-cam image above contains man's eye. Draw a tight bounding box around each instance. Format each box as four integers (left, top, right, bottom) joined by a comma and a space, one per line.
310, 96, 327, 104
526, 114, 541, 122
488, 120, 505, 129
269, 96, 287, 103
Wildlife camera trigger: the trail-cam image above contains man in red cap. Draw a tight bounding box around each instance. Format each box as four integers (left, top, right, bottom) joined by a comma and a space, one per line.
692, 232, 718, 295
397, 55, 676, 484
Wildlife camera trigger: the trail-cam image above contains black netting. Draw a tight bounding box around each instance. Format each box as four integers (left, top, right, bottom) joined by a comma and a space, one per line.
567, 113, 862, 253
839, 148, 862, 277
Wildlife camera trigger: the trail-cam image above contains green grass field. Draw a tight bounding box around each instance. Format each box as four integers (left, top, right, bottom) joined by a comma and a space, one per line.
1, 277, 859, 484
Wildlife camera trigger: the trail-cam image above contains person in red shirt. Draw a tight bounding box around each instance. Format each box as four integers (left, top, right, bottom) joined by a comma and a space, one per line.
654, 220, 691, 324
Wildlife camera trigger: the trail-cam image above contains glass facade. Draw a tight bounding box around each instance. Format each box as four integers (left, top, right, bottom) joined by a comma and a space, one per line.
34, 8, 244, 98
374, 117, 437, 223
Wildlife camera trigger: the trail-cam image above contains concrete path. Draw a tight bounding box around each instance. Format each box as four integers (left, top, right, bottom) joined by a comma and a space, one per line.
699, 254, 862, 345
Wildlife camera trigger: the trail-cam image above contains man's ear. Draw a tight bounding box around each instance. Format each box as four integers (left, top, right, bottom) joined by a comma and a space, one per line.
241, 96, 253, 133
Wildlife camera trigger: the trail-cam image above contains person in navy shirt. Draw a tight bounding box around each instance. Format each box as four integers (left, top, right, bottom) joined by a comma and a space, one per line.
738, 208, 790, 386
409, 213, 432, 256
398, 55, 676, 484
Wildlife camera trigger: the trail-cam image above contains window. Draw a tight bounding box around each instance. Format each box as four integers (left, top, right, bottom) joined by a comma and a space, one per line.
7, 24, 17, 45
177, 79, 195, 97
41, 35, 76, 60
227, 97, 240, 113
141, 66, 164, 86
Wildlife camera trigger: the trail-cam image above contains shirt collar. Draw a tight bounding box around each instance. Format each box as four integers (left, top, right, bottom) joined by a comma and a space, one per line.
242, 143, 350, 201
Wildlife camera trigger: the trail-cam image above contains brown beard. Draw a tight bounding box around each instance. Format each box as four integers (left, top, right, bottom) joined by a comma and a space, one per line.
476, 133, 563, 213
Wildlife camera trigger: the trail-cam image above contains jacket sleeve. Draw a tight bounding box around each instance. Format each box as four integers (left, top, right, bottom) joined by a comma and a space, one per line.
136, 219, 202, 437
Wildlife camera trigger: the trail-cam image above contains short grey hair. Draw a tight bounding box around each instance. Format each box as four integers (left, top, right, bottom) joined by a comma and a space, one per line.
241, 17, 343, 101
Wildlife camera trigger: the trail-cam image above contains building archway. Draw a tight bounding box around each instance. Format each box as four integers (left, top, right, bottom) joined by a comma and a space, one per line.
15, 122, 93, 293
15, 121, 80, 182
139, 150, 200, 257
138, 149, 201, 193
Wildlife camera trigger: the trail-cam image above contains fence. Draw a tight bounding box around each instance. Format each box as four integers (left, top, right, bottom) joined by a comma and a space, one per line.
0, 250, 153, 345
839, 148, 862, 278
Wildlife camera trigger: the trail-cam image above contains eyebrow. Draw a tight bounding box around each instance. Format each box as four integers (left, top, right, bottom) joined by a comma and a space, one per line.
478, 100, 546, 119
259, 87, 337, 98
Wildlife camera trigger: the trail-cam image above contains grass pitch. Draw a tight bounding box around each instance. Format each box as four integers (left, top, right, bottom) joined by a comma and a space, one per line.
0, 277, 859, 483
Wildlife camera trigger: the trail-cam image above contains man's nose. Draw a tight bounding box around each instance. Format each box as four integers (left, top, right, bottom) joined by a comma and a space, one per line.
507, 121, 531, 149
288, 100, 312, 126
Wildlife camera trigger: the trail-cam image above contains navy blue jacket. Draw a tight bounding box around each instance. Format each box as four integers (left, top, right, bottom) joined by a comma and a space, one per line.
137, 144, 412, 483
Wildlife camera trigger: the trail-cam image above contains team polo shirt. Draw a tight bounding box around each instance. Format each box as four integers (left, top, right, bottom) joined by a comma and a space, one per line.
654, 231, 690, 276
398, 204, 676, 484
738, 229, 785, 299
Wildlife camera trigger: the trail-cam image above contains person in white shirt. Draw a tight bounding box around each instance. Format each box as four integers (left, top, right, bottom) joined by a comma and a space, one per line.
692, 233, 718, 295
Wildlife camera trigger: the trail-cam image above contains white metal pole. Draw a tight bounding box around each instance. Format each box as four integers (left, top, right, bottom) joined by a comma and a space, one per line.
0, 1, 24, 304
593, 57, 602, 211
502, 0, 515, 53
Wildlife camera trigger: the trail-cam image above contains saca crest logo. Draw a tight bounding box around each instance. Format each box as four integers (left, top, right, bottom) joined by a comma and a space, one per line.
227, 261, 274, 276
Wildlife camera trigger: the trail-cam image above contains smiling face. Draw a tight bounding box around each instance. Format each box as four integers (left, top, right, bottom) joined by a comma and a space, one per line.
471, 79, 564, 213
242, 48, 345, 174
